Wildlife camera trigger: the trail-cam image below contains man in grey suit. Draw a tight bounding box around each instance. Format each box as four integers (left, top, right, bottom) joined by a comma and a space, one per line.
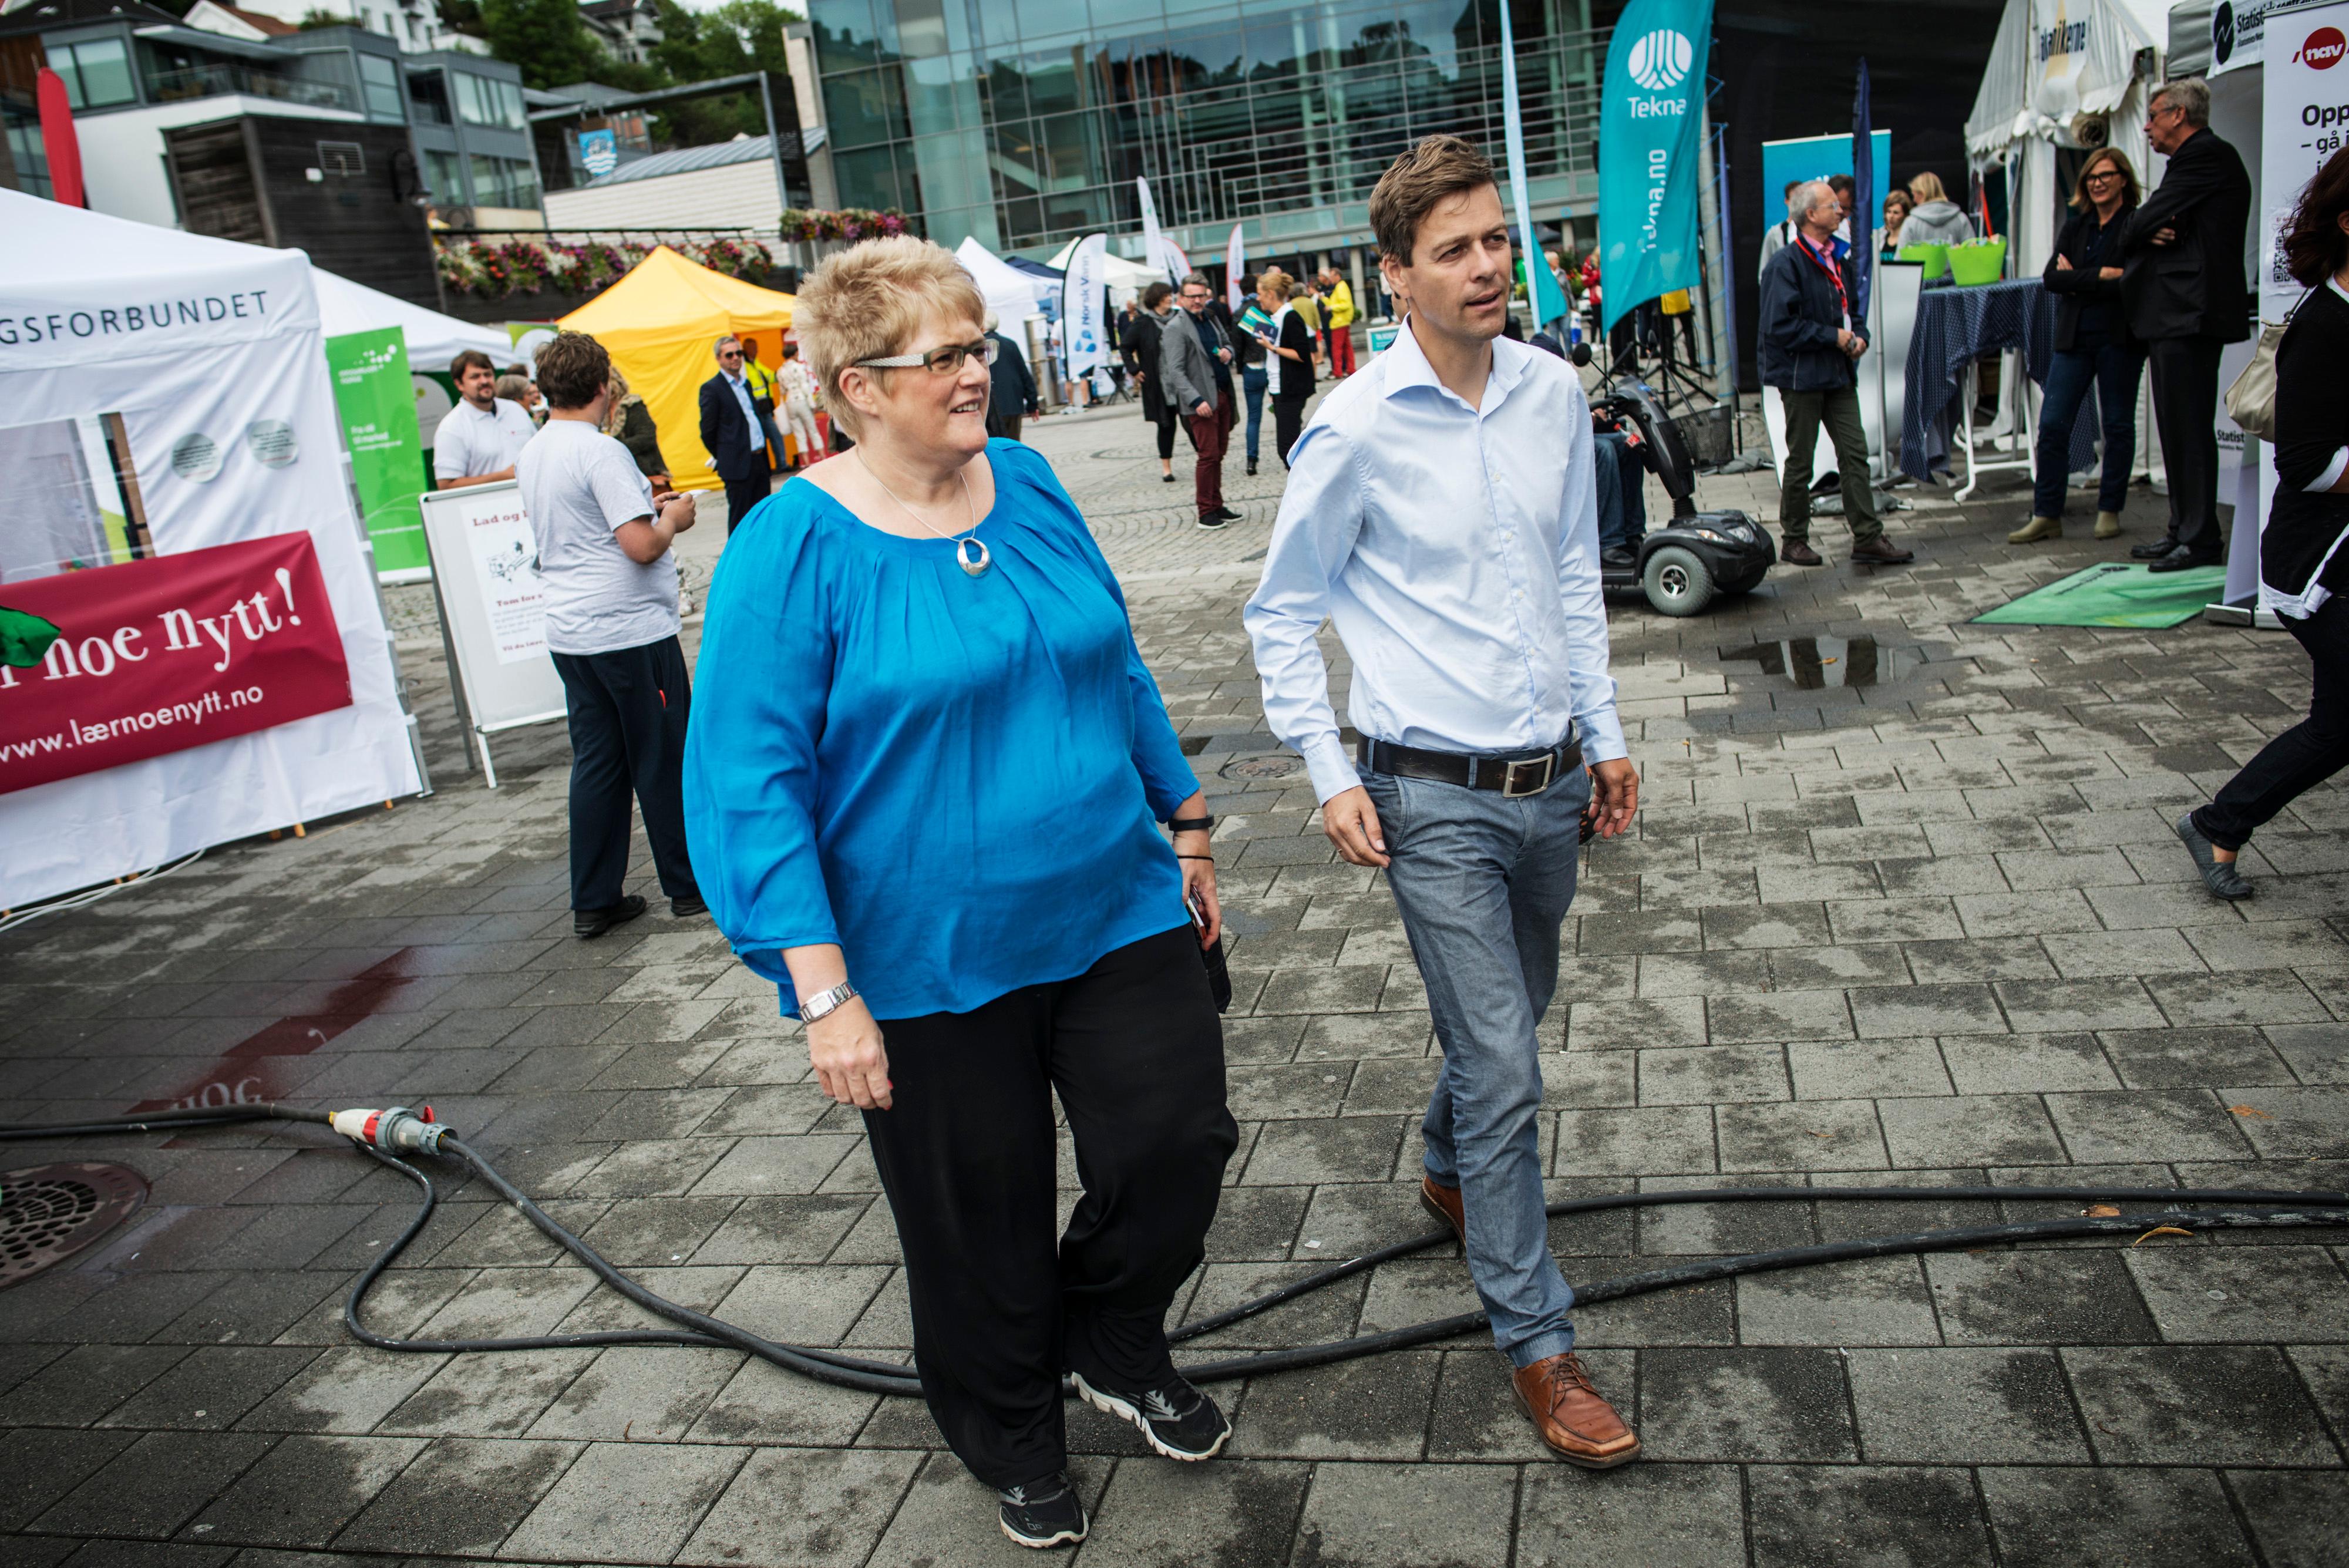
1159, 273, 1240, 529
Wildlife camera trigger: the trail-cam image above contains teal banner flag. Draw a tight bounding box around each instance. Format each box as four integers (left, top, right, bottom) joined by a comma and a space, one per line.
1498, 0, 1571, 330
1597, 0, 1714, 333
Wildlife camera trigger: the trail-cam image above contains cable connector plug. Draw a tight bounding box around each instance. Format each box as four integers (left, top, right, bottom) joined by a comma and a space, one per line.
331, 1105, 450, 1155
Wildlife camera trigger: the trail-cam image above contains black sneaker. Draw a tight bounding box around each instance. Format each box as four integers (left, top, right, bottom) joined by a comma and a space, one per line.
997, 1471, 1086, 1550
574, 894, 647, 939
1072, 1371, 1232, 1461
1196, 512, 1230, 530
670, 893, 708, 920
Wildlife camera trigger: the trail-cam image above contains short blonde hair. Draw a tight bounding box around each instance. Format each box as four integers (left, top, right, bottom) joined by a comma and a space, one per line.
1908, 171, 1949, 203
795, 236, 986, 438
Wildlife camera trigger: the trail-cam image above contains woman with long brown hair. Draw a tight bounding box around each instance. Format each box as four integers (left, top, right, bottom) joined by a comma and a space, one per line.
2175, 146, 2349, 898
2012, 147, 2145, 544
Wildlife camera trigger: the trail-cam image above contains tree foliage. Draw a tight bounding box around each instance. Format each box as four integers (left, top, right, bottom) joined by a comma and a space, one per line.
479, 0, 611, 90
644, 0, 802, 142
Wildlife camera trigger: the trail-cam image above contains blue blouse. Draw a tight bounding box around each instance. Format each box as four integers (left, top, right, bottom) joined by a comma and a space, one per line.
683, 438, 1201, 1021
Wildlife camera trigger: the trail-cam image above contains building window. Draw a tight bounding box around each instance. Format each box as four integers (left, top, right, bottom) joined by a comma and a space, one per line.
452, 70, 525, 129
357, 53, 403, 122
51, 37, 136, 110
469, 153, 540, 208
407, 68, 450, 124
425, 147, 466, 204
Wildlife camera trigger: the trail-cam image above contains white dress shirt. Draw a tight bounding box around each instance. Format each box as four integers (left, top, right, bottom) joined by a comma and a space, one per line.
1243, 317, 1626, 805
723, 370, 758, 429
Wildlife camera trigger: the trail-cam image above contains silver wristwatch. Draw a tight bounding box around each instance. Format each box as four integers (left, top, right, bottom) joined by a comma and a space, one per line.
797, 979, 859, 1024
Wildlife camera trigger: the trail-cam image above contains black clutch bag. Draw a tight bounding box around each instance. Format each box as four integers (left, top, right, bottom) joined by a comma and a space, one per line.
1199, 929, 1232, 1014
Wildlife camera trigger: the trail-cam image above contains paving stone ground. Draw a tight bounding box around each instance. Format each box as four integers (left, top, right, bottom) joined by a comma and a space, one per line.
5, 386, 2348, 1568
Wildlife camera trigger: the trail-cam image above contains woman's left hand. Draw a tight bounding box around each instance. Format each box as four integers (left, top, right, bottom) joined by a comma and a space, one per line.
1178, 849, 1221, 948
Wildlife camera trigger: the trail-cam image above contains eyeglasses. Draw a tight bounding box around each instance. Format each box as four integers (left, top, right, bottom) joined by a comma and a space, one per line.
854, 339, 998, 374
2148, 103, 2184, 122
718, 348, 743, 359
2084, 170, 2122, 184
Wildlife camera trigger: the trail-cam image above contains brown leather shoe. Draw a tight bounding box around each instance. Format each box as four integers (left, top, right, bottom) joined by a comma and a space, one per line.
1512, 1352, 1640, 1468
1779, 538, 1822, 566
1419, 1175, 1465, 1246
1849, 536, 1916, 564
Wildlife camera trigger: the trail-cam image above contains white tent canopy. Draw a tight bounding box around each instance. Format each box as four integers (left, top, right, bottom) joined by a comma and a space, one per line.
313, 269, 511, 374
1967, 0, 2168, 161
0, 190, 419, 905
1044, 237, 1165, 302
953, 236, 1056, 330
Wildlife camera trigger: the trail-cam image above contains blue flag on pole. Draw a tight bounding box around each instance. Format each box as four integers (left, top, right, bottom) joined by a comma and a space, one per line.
1597, 0, 1714, 334
1852, 58, 1875, 325
1498, 0, 1571, 330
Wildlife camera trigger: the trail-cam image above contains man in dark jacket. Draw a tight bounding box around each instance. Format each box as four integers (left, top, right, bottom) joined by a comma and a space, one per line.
2120, 76, 2253, 570
1758, 180, 1914, 566
698, 335, 772, 534
983, 313, 1039, 442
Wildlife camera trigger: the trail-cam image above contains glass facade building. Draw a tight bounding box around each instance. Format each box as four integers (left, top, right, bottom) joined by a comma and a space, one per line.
809, 0, 1605, 260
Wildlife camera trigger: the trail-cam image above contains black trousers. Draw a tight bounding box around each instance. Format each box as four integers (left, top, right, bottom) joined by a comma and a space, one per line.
549, 637, 699, 911
721, 470, 770, 536
2148, 335, 2226, 554
1272, 393, 1308, 468
862, 924, 1236, 1489
1152, 408, 1179, 461
2192, 595, 2349, 851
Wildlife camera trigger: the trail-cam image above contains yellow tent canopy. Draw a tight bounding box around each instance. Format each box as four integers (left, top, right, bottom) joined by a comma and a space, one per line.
559, 245, 796, 492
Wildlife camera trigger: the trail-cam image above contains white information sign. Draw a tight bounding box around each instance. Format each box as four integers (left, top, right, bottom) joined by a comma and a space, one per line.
2254, 0, 2349, 611
418, 481, 568, 785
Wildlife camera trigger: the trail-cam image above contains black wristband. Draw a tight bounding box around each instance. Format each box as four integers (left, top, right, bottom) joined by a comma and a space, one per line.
1166, 815, 1215, 833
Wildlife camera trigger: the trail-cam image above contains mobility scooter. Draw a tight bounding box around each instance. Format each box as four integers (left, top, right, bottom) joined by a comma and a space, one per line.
1573, 345, 1774, 617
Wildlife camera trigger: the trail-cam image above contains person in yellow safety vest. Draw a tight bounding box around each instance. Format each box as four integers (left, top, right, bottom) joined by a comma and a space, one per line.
739, 339, 789, 467
1318, 267, 1358, 378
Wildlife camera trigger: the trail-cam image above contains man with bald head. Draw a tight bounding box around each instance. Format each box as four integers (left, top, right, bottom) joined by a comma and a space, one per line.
1758, 179, 1913, 566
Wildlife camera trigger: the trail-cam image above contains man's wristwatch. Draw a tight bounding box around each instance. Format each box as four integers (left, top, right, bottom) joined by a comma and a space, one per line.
798, 980, 859, 1024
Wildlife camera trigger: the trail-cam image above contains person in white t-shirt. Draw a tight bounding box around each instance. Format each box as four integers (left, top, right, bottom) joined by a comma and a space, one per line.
435, 350, 537, 488
516, 329, 706, 938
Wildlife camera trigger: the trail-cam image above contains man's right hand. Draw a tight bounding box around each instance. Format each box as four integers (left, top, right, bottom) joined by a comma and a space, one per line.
661, 493, 696, 531
1321, 786, 1389, 867
1197, 401, 1214, 418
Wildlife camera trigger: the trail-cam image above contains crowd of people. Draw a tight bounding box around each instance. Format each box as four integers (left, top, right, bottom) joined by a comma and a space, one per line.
1754, 78, 2259, 577
414, 101, 2348, 1551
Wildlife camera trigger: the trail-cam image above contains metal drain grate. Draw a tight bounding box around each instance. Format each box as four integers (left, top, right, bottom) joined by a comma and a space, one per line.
0, 1163, 148, 1288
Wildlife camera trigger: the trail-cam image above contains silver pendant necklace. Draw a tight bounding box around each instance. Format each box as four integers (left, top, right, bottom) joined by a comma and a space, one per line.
857, 450, 990, 577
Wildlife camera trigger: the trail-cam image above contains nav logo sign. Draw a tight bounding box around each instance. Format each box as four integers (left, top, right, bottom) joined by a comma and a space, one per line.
1627, 29, 1692, 91
2300, 24, 2345, 66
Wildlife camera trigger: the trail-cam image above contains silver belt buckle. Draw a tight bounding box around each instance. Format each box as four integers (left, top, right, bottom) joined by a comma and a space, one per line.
1501, 753, 1555, 796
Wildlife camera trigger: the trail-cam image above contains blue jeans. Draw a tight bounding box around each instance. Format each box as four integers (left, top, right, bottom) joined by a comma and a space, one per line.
1359, 758, 1591, 1368
1242, 365, 1267, 461
1593, 431, 1647, 551
2032, 333, 2143, 518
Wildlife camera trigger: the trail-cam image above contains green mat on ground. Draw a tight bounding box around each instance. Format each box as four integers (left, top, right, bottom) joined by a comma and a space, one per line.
1971, 562, 2229, 629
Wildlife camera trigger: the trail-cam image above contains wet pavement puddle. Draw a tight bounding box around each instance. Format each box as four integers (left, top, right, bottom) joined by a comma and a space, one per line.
1716, 634, 1930, 689
127, 948, 426, 1115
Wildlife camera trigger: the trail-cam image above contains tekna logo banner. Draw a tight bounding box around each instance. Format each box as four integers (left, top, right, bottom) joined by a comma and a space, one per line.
1598, 0, 1714, 332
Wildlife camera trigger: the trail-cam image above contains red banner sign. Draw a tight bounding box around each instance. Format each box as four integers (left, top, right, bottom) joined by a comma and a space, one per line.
0, 532, 351, 795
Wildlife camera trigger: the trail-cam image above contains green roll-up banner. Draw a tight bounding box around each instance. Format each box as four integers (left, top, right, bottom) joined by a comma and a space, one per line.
325, 327, 430, 577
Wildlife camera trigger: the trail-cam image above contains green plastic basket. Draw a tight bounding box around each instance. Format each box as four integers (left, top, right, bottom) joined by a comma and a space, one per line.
1896, 242, 1949, 280
1947, 238, 2008, 285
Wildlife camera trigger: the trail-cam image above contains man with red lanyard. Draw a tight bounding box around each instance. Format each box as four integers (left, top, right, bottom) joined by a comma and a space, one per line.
1758, 179, 1914, 566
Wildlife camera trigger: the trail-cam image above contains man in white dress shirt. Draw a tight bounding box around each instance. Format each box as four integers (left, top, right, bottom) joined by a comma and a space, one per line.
1243, 134, 1643, 1469
434, 350, 536, 489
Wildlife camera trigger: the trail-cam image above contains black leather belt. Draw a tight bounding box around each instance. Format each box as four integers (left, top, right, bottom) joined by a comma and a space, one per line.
1357, 729, 1582, 796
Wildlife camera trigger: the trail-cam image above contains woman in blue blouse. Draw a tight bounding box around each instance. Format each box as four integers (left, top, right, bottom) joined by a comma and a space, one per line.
684, 238, 1237, 1552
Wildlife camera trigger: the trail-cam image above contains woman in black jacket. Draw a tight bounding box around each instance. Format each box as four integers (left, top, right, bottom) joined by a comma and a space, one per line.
1257, 272, 1317, 466
2175, 147, 2349, 899
1125, 282, 1179, 483
2012, 148, 2144, 545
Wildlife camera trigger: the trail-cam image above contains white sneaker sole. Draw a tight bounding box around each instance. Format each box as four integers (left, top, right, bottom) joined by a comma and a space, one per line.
999, 1514, 1086, 1549
1070, 1371, 1231, 1462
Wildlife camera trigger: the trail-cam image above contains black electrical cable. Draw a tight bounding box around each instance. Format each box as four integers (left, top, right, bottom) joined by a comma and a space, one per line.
6, 1106, 2345, 1401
